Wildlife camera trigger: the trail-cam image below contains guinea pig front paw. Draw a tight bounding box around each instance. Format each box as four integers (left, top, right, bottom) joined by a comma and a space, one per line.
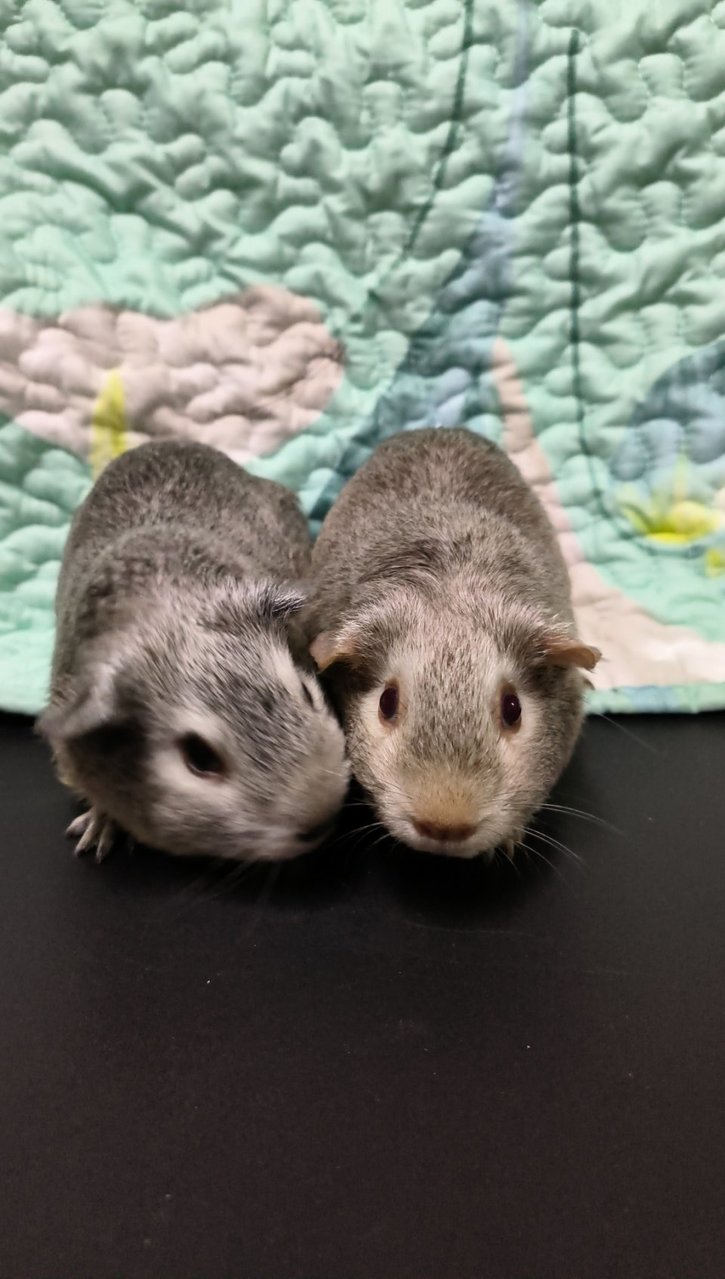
66, 808, 119, 863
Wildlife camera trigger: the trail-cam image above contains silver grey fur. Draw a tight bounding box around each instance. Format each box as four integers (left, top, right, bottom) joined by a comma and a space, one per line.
39, 440, 348, 862
308, 428, 599, 859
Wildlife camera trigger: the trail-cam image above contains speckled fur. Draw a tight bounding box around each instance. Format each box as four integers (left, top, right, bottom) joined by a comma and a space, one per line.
308, 428, 596, 858
40, 440, 348, 861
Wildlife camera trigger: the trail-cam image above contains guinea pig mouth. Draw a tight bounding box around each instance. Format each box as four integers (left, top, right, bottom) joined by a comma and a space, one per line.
243, 818, 336, 861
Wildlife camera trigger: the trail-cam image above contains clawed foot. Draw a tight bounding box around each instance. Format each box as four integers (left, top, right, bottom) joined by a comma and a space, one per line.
66, 809, 119, 863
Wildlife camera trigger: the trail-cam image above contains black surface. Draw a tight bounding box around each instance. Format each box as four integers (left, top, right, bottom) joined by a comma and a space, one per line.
1, 710, 724, 1278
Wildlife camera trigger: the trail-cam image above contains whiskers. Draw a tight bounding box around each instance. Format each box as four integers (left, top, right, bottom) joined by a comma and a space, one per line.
514, 839, 567, 883
540, 801, 621, 837
506, 817, 591, 886
333, 814, 389, 856
523, 826, 582, 866
492, 844, 524, 882
514, 831, 572, 884
594, 713, 661, 756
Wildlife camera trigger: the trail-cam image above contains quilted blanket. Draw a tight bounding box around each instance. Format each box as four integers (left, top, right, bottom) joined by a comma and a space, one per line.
2, 0, 725, 717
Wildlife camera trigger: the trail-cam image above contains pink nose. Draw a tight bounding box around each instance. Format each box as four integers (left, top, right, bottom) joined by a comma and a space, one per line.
411, 818, 478, 843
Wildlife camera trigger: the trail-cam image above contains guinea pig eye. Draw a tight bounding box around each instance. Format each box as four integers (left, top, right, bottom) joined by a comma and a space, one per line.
500, 689, 522, 729
178, 733, 227, 779
378, 683, 399, 724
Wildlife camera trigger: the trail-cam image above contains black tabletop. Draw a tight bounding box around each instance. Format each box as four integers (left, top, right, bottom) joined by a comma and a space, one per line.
1, 710, 723, 1279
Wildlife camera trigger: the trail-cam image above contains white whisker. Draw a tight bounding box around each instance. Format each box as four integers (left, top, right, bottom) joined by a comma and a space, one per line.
541, 802, 620, 836
524, 825, 583, 867
517, 840, 567, 884
594, 713, 661, 755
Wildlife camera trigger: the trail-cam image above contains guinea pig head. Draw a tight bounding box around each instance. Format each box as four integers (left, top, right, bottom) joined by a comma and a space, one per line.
41, 581, 349, 861
311, 586, 600, 858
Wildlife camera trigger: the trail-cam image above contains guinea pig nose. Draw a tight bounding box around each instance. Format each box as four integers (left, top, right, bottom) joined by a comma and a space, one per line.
411, 818, 478, 843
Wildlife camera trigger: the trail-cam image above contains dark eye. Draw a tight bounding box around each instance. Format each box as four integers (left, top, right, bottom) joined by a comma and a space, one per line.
179, 733, 227, 778
501, 690, 522, 729
301, 681, 315, 709
378, 683, 399, 723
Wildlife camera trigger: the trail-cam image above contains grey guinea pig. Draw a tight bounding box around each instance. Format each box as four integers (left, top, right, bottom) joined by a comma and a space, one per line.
307, 427, 600, 859
39, 440, 349, 863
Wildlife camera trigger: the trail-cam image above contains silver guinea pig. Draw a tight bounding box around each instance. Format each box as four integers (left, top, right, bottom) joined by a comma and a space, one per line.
307, 427, 600, 859
39, 440, 349, 863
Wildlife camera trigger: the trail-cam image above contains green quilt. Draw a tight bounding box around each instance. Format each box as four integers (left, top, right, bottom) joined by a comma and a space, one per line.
2, 0, 725, 716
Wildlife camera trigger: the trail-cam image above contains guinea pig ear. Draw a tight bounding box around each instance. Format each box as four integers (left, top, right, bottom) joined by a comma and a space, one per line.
251, 581, 308, 622
37, 661, 121, 743
537, 631, 601, 672
309, 590, 413, 672
309, 628, 359, 672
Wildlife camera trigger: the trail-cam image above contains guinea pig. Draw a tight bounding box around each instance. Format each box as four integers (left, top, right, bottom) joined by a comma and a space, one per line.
39, 440, 349, 863
307, 427, 600, 859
